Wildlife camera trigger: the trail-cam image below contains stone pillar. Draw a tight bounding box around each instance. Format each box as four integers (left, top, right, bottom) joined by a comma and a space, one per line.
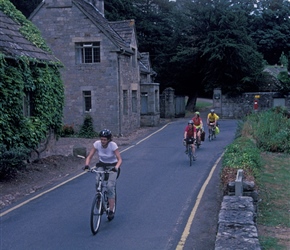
160, 88, 175, 118
213, 88, 222, 116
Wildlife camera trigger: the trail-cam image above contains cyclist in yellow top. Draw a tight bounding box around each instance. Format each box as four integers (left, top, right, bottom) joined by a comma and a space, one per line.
207, 109, 219, 134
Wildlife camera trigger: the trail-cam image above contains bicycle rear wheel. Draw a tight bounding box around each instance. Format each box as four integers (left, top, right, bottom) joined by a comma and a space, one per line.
188, 146, 193, 166
90, 193, 103, 235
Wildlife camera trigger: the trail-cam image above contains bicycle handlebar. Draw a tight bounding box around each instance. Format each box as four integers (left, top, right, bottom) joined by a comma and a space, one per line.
88, 167, 116, 174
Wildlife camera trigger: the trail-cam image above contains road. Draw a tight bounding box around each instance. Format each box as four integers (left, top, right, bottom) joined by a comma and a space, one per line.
0, 116, 237, 250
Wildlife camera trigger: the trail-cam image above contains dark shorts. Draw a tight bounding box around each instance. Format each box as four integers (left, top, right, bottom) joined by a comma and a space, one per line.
186, 137, 194, 144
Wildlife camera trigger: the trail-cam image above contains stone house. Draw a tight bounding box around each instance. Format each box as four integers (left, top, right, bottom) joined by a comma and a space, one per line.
30, 0, 159, 136
139, 52, 160, 126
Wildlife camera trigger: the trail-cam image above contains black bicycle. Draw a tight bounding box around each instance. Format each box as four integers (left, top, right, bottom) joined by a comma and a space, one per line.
184, 137, 195, 166
89, 167, 117, 235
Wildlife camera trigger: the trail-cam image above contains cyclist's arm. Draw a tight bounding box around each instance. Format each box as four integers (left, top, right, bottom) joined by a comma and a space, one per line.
206, 114, 210, 124
184, 130, 187, 140
200, 119, 204, 129
85, 147, 97, 166
114, 148, 122, 170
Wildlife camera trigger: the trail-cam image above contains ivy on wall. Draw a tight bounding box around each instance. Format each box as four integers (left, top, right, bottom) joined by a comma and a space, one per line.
0, 1, 64, 154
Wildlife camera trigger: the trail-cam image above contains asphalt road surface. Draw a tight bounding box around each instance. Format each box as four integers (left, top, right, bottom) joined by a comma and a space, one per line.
0, 116, 237, 250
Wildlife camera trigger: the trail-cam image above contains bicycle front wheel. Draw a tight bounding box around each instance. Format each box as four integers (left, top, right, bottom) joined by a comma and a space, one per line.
90, 193, 103, 235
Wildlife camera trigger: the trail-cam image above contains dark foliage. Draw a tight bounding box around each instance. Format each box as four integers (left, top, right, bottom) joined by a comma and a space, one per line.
0, 144, 28, 180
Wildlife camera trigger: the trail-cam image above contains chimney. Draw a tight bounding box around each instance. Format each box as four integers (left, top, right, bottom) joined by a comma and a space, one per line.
89, 0, 104, 16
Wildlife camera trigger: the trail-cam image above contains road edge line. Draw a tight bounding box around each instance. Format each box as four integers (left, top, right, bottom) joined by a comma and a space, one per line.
1, 123, 170, 217
176, 152, 225, 249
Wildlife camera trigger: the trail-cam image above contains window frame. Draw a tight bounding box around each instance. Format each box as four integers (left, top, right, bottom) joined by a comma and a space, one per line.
83, 90, 92, 112
75, 42, 101, 64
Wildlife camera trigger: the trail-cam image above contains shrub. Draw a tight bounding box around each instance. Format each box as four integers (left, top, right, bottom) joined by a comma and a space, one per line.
61, 124, 75, 137
247, 109, 290, 153
0, 144, 28, 180
222, 137, 262, 178
78, 115, 98, 138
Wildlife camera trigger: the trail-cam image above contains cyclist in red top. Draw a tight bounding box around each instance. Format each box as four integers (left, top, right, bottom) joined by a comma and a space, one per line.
183, 120, 197, 157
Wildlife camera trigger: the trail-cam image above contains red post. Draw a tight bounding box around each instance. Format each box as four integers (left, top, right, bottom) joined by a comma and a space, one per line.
254, 99, 258, 110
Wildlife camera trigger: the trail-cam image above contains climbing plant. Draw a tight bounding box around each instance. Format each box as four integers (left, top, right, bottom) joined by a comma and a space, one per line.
0, 1, 64, 157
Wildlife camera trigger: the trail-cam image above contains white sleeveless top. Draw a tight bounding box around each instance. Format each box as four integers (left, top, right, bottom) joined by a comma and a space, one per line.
93, 141, 118, 164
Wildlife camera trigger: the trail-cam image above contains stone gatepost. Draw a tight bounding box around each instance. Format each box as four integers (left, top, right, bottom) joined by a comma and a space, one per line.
213, 88, 222, 116
160, 87, 175, 118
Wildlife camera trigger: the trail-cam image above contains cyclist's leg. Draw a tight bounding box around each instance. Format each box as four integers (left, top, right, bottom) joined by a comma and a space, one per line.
197, 129, 201, 144
208, 124, 211, 137
95, 166, 104, 190
190, 138, 196, 156
107, 171, 117, 219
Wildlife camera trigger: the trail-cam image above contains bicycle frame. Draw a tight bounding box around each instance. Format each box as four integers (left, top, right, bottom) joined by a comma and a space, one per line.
186, 143, 194, 166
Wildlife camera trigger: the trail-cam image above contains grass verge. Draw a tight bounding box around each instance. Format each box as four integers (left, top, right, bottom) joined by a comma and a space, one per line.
221, 109, 290, 250
257, 153, 290, 250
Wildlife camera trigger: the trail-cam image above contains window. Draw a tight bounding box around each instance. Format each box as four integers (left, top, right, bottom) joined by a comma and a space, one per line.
123, 90, 128, 115
132, 90, 137, 113
23, 92, 34, 117
141, 92, 148, 114
76, 42, 100, 64
83, 91, 92, 112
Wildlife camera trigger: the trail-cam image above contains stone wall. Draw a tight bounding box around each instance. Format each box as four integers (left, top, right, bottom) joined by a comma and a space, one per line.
213, 89, 290, 119
215, 196, 261, 250
215, 173, 261, 250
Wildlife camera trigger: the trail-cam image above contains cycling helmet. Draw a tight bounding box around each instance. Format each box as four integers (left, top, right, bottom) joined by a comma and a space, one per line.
210, 109, 215, 113
188, 120, 194, 125
195, 111, 200, 116
99, 129, 112, 140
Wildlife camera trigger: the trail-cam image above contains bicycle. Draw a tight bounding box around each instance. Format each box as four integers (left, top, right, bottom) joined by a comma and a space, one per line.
89, 167, 117, 235
208, 122, 216, 141
184, 137, 196, 166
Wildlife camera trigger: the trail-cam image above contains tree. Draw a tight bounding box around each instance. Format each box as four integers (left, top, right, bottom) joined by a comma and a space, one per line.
249, 0, 290, 65
172, 0, 265, 105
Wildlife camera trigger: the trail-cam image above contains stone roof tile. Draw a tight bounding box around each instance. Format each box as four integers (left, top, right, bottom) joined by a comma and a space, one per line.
0, 10, 57, 62
73, 0, 132, 53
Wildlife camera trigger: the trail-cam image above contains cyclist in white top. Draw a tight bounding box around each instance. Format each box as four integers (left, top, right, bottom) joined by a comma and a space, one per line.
84, 129, 122, 221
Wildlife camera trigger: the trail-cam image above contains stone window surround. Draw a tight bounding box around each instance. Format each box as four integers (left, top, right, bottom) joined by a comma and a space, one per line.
73, 37, 102, 64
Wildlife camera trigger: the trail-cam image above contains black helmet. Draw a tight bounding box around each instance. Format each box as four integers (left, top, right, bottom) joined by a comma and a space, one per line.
99, 129, 112, 140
